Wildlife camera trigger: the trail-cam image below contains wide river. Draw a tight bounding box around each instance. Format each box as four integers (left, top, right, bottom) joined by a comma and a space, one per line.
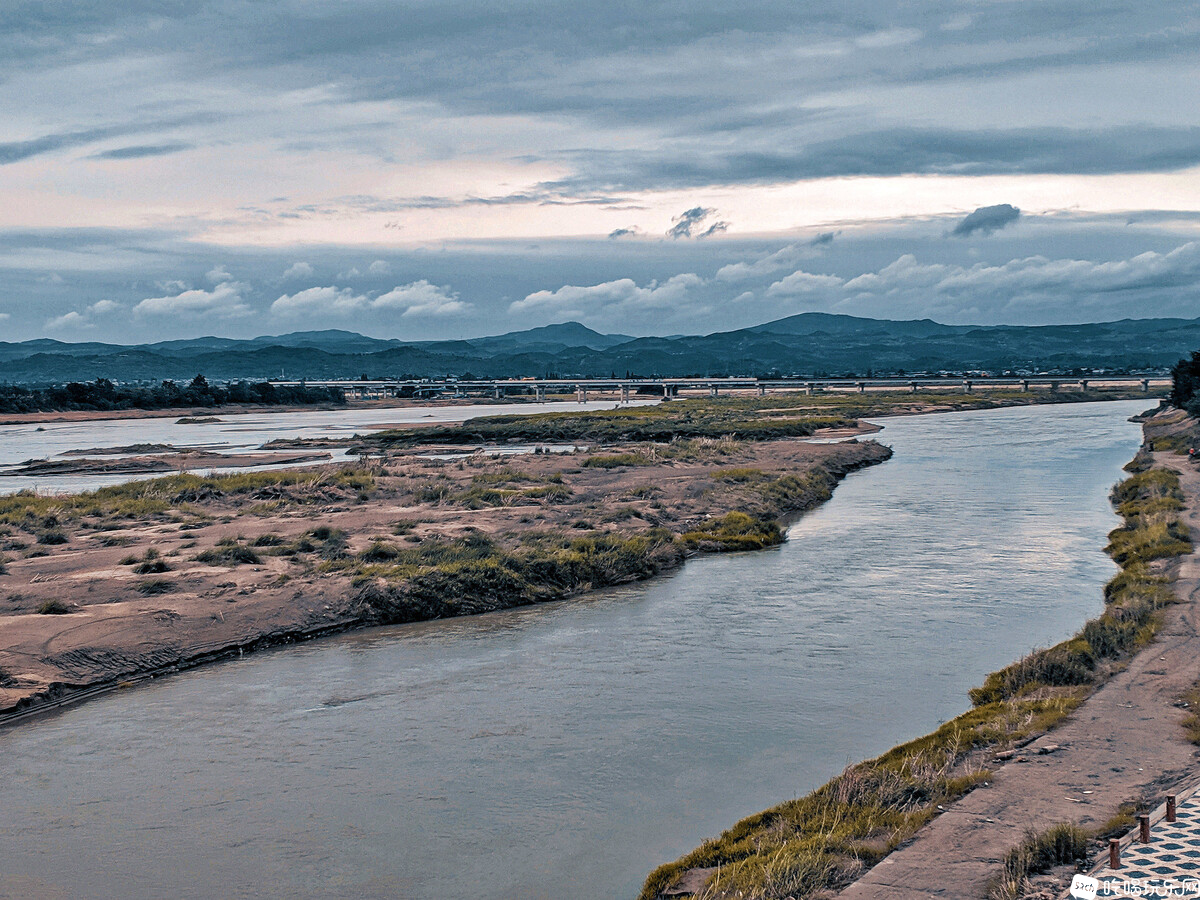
0, 400, 1148, 899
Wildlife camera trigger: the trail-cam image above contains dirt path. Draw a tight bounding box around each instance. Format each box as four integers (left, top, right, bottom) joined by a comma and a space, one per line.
837, 452, 1200, 900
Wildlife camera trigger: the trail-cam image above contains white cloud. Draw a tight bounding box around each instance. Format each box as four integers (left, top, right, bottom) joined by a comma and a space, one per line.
511, 273, 704, 317
0, 312, 9, 322
271, 281, 468, 318
373, 281, 468, 317
271, 286, 368, 316
368, 260, 392, 275
45, 299, 122, 330
753, 241, 1200, 321
282, 261, 314, 280
47, 310, 89, 330
716, 245, 809, 282
206, 265, 232, 284
134, 281, 252, 318
766, 270, 845, 296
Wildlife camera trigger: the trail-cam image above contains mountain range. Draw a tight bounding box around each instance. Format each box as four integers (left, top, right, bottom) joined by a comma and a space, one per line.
0, 314, 1194, 383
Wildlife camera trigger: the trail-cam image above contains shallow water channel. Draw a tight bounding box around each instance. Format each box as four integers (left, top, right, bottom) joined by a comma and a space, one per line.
0, 398, 653, 495
0, 400, 1149, 899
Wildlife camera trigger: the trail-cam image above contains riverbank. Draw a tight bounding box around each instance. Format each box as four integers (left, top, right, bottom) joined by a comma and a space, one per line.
0, 434, 889, 725
642, 405, 1198, 900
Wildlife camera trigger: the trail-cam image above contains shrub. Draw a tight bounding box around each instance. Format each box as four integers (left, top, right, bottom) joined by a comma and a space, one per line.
135, 579, 175, 595
359, 541, 401, 562
710, 467, 766, 482
682, 511, 784, 552
37, 598, 72, 614
988, 824, 1091, 900
582, 452, 651, 468
195, 544, 261, 566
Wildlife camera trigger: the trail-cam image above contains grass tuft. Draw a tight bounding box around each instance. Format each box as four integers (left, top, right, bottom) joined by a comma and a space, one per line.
987, 824, 1091, 900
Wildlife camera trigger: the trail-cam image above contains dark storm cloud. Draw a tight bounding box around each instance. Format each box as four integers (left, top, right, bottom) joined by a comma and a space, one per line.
4, 0, 1199, 188
952, 204, 1021, 237
544, 126, 1200, 192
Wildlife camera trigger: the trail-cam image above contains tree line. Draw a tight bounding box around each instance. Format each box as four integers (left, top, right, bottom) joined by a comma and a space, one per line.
0, 376, 345, 413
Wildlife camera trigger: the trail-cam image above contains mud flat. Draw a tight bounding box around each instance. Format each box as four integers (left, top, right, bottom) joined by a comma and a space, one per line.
1, 450, 333, 477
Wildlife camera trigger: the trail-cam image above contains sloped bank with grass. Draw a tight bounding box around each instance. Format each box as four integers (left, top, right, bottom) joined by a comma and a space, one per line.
640, 453, 1192, 900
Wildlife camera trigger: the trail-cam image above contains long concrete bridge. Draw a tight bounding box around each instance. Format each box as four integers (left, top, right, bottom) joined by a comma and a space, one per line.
273, 375, 1169, 402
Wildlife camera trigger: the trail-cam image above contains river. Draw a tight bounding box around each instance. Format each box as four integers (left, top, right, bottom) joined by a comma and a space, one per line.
0, 398, 654, 496
0, 400, 1149, 899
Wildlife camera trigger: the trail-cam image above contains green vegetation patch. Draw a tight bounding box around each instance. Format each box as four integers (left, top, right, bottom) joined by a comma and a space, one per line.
710, 467, 767, 483
132, 549, 171, 574
195, 538, 262, 566
351, 529, 685, 624
0, 466, 375, 529
682, 511, 783, 552
640, 691, 1083, 900
583, 452, 653, 468
368, 397, 856, 447
987, 823, 1091, 900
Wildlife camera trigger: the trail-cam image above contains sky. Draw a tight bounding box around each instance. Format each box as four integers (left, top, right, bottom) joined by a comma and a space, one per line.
3, 0, 1200, 343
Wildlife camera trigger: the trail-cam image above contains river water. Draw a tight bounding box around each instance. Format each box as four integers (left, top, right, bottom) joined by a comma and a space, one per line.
0, 399, 653, 496
0, 400, 1149, 900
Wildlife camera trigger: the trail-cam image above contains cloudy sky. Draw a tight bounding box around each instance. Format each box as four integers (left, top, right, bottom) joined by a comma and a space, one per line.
3, 0, 1200, 342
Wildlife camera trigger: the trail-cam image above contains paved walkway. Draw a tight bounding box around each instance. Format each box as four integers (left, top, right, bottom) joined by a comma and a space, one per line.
1085, 780, 1200, 899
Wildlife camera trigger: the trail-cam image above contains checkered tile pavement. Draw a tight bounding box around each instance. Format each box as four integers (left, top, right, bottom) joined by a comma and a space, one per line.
1086, 788, 1200, 898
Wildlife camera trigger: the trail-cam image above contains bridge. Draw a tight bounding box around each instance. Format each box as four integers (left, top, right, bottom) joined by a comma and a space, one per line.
271, 375, 1170, 402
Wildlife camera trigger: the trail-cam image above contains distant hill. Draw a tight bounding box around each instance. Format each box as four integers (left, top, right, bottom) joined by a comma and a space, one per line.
0, 315, 1193, 383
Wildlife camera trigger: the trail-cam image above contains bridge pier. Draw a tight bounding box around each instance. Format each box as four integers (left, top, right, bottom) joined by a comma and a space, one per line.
621, 384, 630, 403
535, 385, 545, 403
1049, 381, 1059, 393
494, 386, 502, 400
1021, 380, 1029, 392
856, 382, 865, 394
963, 380, 973, 393
1080, 379, 1089, 392
758, 384, 765, 396
577, 387, 588, 403
710, 385, 719, 398
804, 382, 814, 396
1142, 378, 1150, 392
909, 381, 917, 393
